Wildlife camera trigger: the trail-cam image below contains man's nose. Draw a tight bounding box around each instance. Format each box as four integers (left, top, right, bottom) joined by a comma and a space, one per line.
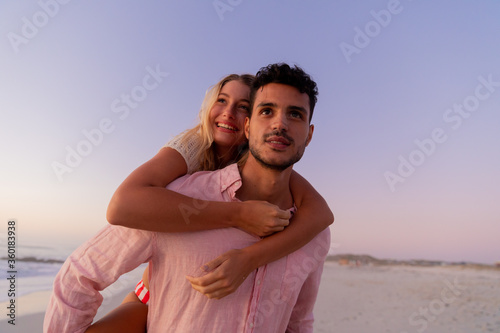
272, 113, 288, 131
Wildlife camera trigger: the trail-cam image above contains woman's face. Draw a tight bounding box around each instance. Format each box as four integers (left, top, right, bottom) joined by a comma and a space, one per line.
209, 80, 251, 154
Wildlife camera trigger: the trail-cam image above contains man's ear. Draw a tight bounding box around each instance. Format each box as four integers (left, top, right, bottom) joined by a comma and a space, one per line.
244, 117, 250, 139
305, 124, 314, 147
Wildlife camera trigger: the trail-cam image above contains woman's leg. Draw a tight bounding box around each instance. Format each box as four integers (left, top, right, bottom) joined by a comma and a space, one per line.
85, 266, 150, 333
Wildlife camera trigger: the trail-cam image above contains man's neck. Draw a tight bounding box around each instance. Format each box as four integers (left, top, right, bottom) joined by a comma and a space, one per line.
236, 155, 294, 210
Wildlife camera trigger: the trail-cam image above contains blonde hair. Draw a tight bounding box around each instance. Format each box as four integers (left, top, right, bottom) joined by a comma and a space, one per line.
176, 74, 254, 172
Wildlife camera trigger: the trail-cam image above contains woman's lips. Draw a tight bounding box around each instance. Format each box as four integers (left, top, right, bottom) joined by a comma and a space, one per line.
216, 122, 239, 132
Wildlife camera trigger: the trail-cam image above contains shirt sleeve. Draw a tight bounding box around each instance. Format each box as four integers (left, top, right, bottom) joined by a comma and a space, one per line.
163, 132, 202, 174
43, 225, 154, 333
286, 230, 330, 333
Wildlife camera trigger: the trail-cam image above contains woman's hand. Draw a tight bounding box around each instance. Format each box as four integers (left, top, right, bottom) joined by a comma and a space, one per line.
237, 200, 291, 237
186, 248, 255, 299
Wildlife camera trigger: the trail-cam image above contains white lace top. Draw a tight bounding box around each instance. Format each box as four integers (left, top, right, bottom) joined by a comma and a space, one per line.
163, 132, 202, 174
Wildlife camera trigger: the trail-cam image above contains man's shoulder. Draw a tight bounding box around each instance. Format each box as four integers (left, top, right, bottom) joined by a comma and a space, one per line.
166, 163, 241, 199
312, 227, 331, 248
298, 227, 331, 260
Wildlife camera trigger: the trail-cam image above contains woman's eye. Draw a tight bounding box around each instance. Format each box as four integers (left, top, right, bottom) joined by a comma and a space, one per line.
217, 98, 226, 103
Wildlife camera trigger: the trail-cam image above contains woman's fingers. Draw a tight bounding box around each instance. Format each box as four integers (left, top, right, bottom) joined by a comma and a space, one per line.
185, 249, 251, 299
186, 275, 234, 299
240, 201, 293, 236
200, 255, 225, 273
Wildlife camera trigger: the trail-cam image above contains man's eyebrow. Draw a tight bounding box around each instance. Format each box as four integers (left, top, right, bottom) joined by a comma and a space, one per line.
288, 105, 309, 119
256, 102, 277, 108
288, 105, 307, 114
256, 102, 308, 116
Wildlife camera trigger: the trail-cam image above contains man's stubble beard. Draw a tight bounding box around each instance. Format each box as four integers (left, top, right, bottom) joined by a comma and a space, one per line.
248, 139, 306, 171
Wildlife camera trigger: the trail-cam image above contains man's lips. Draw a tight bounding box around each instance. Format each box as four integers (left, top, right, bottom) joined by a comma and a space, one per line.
266, 135, 291, 149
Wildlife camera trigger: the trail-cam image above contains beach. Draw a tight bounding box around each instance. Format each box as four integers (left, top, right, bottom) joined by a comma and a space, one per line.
1, 261, 499, 332
315, 261, 500, 332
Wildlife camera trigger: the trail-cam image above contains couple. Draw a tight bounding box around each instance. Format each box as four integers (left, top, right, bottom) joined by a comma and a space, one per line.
44, 63, 333, 332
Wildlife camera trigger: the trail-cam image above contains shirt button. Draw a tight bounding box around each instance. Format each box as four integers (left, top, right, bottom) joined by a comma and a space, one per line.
249, 323, 254, 328
257, 280, 261, 285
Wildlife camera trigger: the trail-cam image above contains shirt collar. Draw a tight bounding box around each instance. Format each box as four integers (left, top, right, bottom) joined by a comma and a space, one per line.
219, 163, 243, 200
219, 163, 296, 215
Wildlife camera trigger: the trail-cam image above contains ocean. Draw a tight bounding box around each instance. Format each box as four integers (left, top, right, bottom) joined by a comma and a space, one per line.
0, 238, 147, 308
0, 241, 72, 302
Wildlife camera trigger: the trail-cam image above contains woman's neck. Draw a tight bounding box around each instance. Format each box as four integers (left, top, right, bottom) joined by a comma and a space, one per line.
214, 144, 239, 168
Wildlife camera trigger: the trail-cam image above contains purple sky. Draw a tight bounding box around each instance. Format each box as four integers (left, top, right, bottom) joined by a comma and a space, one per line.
1, 0, 499, 264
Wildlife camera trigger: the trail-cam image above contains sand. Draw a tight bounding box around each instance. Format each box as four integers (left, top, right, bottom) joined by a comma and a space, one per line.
1, 262, 499, 332
314, 262, 500, 333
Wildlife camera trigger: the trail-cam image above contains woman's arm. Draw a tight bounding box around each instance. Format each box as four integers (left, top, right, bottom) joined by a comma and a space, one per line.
251, 170, 334, 264
107, 147, 289, 234
186, 170, 334, 299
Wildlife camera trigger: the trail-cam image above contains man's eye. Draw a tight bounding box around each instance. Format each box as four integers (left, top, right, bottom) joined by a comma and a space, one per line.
290, 111, 302, 119
239, 105, 249, 112
261, 109, 271, 115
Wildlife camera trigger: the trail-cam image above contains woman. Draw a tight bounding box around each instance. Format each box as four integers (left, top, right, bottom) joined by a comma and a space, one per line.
86, 73, 333, 332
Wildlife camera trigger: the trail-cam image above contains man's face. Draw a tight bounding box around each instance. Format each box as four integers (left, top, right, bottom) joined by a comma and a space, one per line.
245, 83, 314, 171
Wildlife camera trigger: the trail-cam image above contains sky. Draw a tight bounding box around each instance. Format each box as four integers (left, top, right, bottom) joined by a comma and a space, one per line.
1, 0, 499, 265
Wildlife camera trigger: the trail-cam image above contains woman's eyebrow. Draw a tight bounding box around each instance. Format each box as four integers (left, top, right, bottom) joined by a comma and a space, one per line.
219, 92, 250, 103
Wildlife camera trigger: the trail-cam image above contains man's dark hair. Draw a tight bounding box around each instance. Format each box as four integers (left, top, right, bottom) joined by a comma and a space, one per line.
250, 63, 318, 122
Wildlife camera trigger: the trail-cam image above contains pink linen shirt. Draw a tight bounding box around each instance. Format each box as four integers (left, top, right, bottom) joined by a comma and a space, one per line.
43, 163, 330, 333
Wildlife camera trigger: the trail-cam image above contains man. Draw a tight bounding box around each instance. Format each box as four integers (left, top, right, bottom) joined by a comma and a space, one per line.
44, 63, 331, 332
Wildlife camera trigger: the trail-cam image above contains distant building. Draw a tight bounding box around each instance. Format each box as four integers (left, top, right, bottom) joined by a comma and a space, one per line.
338, 258, 350, 266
